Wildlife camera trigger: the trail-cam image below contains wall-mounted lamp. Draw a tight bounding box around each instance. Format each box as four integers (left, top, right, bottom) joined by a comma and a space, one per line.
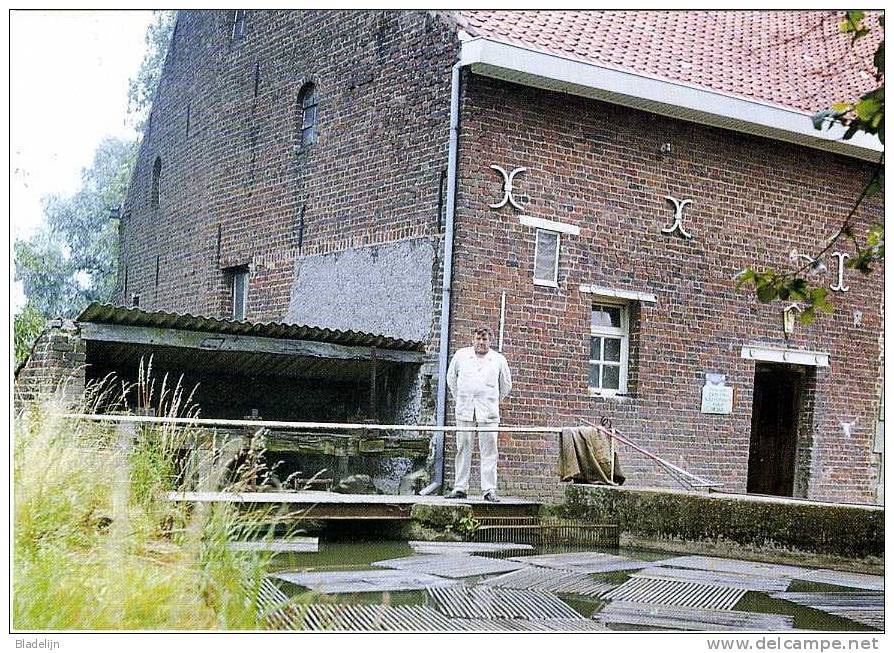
789, 249, 827, 272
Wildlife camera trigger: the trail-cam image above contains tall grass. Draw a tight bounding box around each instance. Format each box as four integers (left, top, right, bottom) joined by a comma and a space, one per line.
13, 363, 286, 630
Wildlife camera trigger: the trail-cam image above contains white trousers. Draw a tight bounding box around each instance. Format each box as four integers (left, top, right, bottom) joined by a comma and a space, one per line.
454, 419, 499, 493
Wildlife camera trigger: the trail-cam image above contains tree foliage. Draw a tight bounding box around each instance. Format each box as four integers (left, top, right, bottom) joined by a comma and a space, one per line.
14, 137, 136, 320
738, 11, 884, 324
127, 10, 177, 130
14, 303, 46, 367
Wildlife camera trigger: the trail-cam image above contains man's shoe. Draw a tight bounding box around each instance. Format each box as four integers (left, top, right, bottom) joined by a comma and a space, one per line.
445, 489, 467, 499
483, 490, 500, 503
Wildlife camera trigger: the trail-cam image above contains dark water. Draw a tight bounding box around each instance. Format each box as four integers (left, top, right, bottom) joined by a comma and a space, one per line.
268, 539, 881, 631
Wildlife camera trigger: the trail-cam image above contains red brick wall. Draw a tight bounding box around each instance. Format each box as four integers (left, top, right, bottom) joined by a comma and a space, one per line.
119, 9, 458, 331
447, 74, 884, 503
117, 11, 884, 504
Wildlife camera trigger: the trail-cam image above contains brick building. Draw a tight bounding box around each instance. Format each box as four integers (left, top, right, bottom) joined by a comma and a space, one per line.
28, 10, 885, 503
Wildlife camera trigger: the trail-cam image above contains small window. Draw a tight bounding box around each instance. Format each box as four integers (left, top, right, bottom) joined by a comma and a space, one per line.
150, 157, 162, 209
227, 268, 249, 320
533, 229, 559, 286
232, 10, 246, 40
589, 302, 630, 394
131, 293, 141, 308
298, 83, 318, 146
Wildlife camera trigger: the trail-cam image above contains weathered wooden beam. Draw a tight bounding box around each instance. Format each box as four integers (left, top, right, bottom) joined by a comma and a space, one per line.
79, 322, 425, 364
261, 430, 428, 457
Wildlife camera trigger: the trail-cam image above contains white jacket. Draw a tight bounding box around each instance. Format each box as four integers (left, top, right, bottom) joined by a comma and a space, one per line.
446, 347, 512, 422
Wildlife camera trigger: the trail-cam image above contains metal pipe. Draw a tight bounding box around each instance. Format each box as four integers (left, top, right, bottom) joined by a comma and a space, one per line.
424, 61, 463, 496
58, 412, 564, 434
498, 291, 506, 352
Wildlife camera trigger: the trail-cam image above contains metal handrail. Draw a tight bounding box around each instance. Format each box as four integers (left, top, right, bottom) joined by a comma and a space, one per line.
58, 412, 721, 491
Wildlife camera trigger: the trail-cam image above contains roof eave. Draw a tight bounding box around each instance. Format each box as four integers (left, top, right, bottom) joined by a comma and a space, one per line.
460, 37, 883, 163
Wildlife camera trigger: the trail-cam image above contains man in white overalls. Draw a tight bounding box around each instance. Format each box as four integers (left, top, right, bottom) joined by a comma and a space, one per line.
445, 326, 513, 502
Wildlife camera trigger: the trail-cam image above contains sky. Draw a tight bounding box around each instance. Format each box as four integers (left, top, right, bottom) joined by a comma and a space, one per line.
9, 9, 155, 310
10, 10, 155, 242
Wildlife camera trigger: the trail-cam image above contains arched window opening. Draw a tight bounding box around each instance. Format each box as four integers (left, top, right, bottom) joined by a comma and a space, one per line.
298, 83, 318, 146
151, 157, 162, 209
232, 10, 246, 40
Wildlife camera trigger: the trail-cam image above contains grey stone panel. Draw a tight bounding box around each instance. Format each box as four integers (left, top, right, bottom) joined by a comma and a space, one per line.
287, 238, 435, 342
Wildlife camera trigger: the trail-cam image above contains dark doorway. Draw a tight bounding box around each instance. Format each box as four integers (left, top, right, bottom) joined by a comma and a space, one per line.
747, 363, 805, 496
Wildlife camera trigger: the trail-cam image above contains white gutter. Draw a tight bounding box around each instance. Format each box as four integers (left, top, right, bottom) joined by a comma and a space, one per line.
422, 61, 463, 496
460, 37, 882, 162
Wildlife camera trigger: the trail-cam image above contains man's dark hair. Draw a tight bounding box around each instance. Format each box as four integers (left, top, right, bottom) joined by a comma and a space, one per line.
474, 326, 493, 338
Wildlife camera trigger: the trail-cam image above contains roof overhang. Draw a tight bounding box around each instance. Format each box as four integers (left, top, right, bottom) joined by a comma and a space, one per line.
76, 303, 425, 382
459, 37, 883, 162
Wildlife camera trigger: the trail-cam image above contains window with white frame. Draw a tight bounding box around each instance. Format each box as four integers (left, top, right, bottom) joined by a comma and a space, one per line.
588, 302, 630, 394
533, 229, 559, 286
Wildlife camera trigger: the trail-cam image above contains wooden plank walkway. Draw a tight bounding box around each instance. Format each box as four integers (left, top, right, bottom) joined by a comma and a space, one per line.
603, 577, 746, 610
509, 551, 656, 574
596, 601, 796, 631
270, 569, 456, 594
427, 585, 582, 620
479, 566, 615, 598
166, 490, 540, 520
373, 554, 526, 578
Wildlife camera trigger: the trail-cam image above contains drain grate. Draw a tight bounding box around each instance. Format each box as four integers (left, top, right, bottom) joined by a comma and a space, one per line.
448, 618, 610, 632
257, 577, 299, 630
603, 576, 746, 610
295, 603, 459, 631
479, 565, 615, 597
634, 565, 791, 592
473, 516, 619, 548
770, 592, 884, 630
428, 585, 582, 620
597, 601, 796, 631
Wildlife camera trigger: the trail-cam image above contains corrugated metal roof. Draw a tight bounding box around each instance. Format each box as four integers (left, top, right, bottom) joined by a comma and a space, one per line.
77, 302, 426, 352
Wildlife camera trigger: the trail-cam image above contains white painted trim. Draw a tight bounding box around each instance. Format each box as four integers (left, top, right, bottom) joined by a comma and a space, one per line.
519, 215, 580, 236
580, 284, 657, 304
740, 345, 830, 367
460, 37, 882, 162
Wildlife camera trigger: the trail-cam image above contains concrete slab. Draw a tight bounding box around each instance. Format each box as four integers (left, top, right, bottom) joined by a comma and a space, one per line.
271, 569, 455, 594
373, 554, 526, 578
409, 541, 534, 555
509, 551, 655, 574
229, 537, 319, 553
